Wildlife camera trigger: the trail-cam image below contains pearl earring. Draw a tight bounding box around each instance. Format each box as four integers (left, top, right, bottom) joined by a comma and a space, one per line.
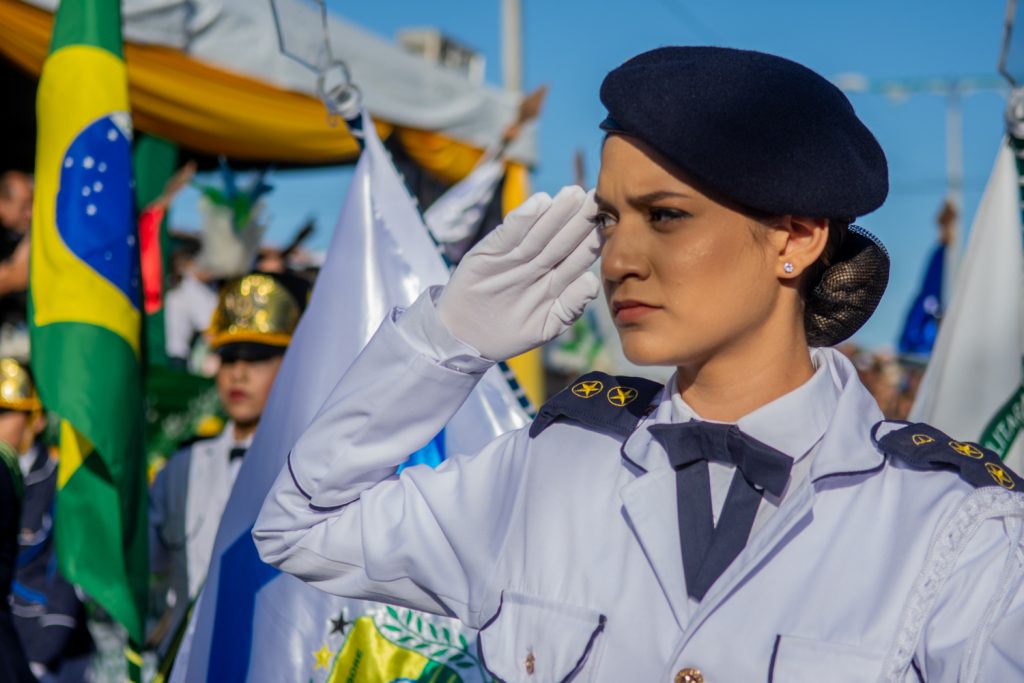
783, 262, 795, 274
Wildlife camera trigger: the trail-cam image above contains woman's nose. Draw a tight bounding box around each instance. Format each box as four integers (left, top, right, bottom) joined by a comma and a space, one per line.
600, 220, 649, 284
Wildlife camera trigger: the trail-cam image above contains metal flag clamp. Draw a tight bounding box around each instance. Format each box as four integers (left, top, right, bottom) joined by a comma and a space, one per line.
269, 0, 363, 133
317, 61, 364, 131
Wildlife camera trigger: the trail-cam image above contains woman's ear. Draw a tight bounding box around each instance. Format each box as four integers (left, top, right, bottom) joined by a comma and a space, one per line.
773, 215, 829, 280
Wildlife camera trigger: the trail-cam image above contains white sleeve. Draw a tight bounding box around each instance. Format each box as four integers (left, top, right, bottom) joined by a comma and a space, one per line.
186, 279, 218, 337
916, 492, 1024, 681
253, 289, 529, 628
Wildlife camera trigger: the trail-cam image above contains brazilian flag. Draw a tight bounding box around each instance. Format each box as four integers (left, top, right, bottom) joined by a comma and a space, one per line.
29, 0, 147, 675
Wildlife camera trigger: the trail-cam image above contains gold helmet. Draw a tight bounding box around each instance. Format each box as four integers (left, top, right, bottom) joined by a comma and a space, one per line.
207, 272, 310, 352
0, 358, 40, 412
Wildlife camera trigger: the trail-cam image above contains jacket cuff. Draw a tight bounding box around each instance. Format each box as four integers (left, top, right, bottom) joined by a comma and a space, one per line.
395, 286, 494, 375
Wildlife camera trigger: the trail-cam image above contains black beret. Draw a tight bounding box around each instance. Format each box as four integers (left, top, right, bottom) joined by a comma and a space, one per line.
599, 46, 888, 219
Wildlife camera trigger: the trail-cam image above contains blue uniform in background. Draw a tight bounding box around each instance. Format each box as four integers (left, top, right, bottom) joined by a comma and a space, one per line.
13, 443, 93, 682
0, 442, 34, 682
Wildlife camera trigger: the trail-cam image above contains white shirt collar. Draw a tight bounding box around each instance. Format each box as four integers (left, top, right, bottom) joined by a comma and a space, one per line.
666, 348, 838, 459
625, 348, 853, 472
202, 421, 253, 456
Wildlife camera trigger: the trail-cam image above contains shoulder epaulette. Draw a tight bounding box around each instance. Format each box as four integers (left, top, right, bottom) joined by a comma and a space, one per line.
874, 421, 1023, 492
529, 371, 663, 439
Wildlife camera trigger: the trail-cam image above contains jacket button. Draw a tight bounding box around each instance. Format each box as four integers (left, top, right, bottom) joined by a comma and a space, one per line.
675, 668, 703, 683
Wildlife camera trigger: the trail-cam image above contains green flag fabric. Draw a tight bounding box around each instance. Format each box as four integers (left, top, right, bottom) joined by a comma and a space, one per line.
29, 1, 148, 667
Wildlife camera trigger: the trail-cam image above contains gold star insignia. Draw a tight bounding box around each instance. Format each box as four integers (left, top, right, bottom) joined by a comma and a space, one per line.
949, 441, 984, 459
606, 386, 639, 407
572, 380, 604, 399
985, 462, 1016, 490
313, 643, 332, 670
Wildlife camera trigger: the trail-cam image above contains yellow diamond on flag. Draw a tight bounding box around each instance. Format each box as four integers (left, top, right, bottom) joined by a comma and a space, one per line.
57, 419, 94, 490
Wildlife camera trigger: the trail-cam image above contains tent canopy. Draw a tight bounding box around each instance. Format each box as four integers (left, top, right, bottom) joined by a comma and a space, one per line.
0, 0, 536, 182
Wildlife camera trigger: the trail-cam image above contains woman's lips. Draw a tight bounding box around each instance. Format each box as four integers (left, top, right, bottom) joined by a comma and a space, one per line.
613, 300, 659, 324
228, 390, 249, 402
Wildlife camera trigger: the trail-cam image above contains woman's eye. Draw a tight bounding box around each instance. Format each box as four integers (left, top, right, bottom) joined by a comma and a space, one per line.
648, 207, 689, 224
590, 212, 616, 232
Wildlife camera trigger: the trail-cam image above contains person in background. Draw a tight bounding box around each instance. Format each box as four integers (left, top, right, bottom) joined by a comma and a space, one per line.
163, 241, 217, 372
143, 161, 221, 372
0, 361, 35, 682
0, 172, 33, 359
0, 359, 94, 682
149, 272, 309, 652
0, 172, 31, 289
0, 171, 32, 242
254, 246, 286, 274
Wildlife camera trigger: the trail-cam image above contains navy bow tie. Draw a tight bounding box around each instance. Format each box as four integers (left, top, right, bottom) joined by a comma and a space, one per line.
649, 421, 794, 497
648, 420, 795, 601
229, 447, 247, 461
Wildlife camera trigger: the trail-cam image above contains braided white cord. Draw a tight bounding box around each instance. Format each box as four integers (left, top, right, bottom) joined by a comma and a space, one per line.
960, 514, 1024, 681
878, 488, 1024, 683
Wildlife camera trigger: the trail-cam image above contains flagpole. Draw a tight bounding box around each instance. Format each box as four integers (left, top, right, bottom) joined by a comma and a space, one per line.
943, 82, 964, 306
501, 0, 523, 95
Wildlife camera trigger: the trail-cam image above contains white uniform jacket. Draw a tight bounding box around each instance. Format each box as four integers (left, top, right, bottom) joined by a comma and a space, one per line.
150, 424, 246, 641
254, 292, 1024, 683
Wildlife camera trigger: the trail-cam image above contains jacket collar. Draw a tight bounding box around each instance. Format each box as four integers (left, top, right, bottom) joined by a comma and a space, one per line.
196, 421, 251, 458
807, 350, 885, 482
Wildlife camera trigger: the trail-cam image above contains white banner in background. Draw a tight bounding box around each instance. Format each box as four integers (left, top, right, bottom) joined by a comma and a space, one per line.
910, 140, 1024, 472
173, 111, 527, 682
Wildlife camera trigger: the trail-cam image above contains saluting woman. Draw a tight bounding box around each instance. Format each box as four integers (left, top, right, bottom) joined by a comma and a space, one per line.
255, 47, 1024, 682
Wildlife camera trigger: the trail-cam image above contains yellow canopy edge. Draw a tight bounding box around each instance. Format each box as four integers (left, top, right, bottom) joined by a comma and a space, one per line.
0, 0, 533, 187
0, 0, 544, 403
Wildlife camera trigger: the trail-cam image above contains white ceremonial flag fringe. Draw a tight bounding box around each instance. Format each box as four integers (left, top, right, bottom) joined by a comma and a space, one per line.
910, 140, 1024, 471
172, 110, 528, 683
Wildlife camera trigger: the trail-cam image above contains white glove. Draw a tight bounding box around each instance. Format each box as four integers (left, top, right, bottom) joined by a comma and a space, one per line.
437, 186, 602, 362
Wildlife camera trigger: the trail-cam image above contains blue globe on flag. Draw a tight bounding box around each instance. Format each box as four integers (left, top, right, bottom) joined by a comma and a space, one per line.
56, 112, 139, 307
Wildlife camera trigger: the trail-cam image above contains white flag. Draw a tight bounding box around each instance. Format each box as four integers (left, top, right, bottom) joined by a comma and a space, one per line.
424, 157, 505, 246
172, 111, 528, 682
910, 140, 1024, 471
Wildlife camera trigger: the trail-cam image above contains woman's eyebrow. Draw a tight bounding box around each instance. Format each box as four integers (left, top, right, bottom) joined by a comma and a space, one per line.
594, 190, 693, 211
593, 193, 614, 210
630, 190, 692, 205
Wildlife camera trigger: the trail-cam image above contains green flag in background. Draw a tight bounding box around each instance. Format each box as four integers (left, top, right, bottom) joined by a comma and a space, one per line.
29, 0, 148, 676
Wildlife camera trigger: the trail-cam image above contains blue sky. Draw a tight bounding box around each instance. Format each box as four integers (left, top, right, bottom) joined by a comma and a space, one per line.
173, 0, 1010, 349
